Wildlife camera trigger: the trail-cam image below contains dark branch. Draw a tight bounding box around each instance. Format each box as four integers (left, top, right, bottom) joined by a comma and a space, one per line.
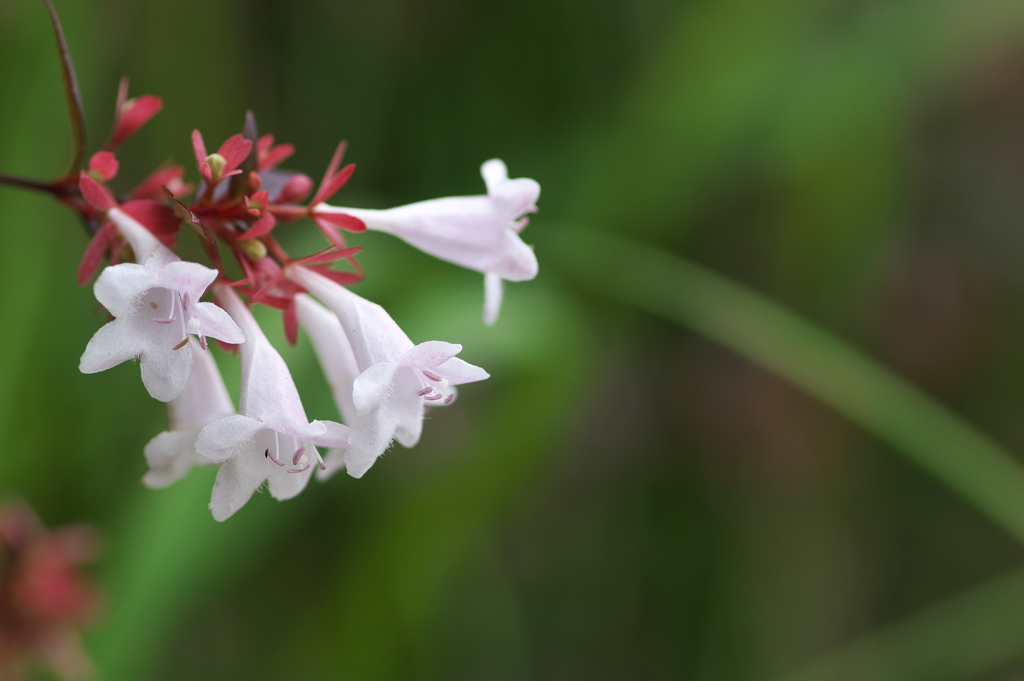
0, 172, 61, 195
44, 0, 87, 178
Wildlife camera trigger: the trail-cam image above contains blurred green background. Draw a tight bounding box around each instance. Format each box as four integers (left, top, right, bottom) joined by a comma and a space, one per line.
5, 0, 1024, 679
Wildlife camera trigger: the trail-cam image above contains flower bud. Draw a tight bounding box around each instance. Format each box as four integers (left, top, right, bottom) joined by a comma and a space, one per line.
238, 238, 267, 259
205, 153, 227, 182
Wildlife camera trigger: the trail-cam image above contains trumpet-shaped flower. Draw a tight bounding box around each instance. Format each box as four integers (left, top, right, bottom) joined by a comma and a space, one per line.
316, 159, 539, 325
142, 340, 235, 488
293, 294, 359, 479
79, 209, 244, 402
195, 286, 350, 521
287, 266, 489, 478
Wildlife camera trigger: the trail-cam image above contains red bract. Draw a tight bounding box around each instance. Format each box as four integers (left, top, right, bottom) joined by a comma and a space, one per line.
132, 163, 191, 200
256, 134, 294, 171
108, 78, 163, 149
192, 130, 254, 189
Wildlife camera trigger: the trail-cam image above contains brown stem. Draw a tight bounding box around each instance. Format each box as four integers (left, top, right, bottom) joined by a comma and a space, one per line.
0, 172, 63, 196
44, 0, 87, 178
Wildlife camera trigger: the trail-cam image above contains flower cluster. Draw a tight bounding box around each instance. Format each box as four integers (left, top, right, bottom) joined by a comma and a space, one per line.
5, 48, 538, 520
2, 6, 539, 520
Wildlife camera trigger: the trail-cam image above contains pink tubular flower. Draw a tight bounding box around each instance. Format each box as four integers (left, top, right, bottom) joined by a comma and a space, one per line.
195, 286, 351, 521
142, 340, 236, 488
78, 209, 244, 402
287, 266, 489, 478
293, 294, 359, 478
315, 159, 539, 325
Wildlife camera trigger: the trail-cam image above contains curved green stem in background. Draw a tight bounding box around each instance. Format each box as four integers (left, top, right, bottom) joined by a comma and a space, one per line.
777, 565, 1024, 681
546, 224, 1024, 545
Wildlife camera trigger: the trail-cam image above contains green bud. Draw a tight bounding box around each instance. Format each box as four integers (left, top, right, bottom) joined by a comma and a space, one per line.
238, 238, 267, 259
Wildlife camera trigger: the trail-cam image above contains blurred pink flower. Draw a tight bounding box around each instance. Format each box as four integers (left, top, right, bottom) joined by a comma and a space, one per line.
0, 502, 100, 681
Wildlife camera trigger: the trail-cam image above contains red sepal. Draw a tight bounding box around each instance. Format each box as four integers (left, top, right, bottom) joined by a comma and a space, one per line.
244, 213, 277, 240
312, 164, 356, 206
78, 174, 117, 211
110, 94, 163, 148
311, 141, 350, 205
316, 268, 363, 285
132, 163, 190, 200
314, 210, 365, 232
218, 134, 254, 173
256, 134, 295, 171
77, 222, 118, 285
283, 302, 299, 345
120, 200, 179, 245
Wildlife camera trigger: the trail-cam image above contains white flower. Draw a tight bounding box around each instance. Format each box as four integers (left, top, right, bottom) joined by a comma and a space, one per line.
142, 340, 235, 488
316, 159, 539, 325
293, 294, 359, 479
195, 286, 350, 521
287, 266, 489, 478
79, 210, 244, 402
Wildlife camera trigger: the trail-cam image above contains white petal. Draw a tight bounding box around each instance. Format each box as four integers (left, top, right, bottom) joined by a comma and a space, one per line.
195, 414, 265, 464
390, 368, 427, 447
483, 272, 503, 326
157, 260, 218, 303
93, 264, 156, 317
343, 415, 397, 479
266, 463, 314, 501
437, 356, 490, 386
288, 267, 414, 368
79, 320, 145, 374
295, 294, 360, 425
480, 158, 509, 194
108, 208, 171, 265
168, 341, 235, 430
217, 285, 316, 432
352, 362, 399, 413
142, 428, 203, 488
312, 420, 352, 450
400, 341, 462, 370
192, 302, 244, 344
139, 338, 194, 402
209, 455, 267, 522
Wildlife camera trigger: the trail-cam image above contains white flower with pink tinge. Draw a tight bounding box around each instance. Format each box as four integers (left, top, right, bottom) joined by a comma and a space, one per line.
288, 266, 489, 479
195, 286, 350, 521
142, 340, 235, 488
315, 159, 539, 325
79, 208, 243, 402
